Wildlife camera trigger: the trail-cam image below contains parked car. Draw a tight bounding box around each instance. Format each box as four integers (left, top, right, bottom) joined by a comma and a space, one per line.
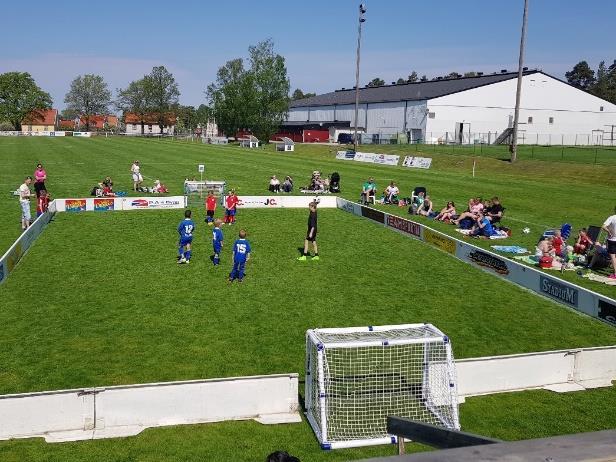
337, 133, 354, 144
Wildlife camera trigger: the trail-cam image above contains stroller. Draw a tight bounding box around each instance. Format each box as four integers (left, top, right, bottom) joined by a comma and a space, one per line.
329, 172, 341, 193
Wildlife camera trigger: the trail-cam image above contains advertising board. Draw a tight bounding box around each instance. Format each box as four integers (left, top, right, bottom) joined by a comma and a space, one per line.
423, 228, 456, 254
232, 195, 337, 208
385, 214, 422, 238
354, 152, 399, 166
336, 151, 356, 161
121, 196, 186, 211
402, 156, 432, 169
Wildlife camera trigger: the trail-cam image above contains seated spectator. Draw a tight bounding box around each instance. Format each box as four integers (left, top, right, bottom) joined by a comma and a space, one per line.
361, 177, 376, 204
471, 211, 497, 237
418, 195, 433, 217
535, 236, 555, 258
409, 190, 425, 215
453, 197, 484, 225
435, 201, 456, 222
152, 179, 168, 194
99, 176, 113, 189
102, 183, 115, 197
269, 175, 281, 193
552, 229, 566, 258
384, 181, 399, 204
282, 176, 293, 193
574, 228, 593, 255
485, 197, 504, 223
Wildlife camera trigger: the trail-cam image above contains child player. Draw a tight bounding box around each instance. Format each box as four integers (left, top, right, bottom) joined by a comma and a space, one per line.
36, 190, 50, 217
224, 190, 239, 225
212, 219, 224, 265
177, 209, 195, 264
298, 201, 319, 261
229, 229, 251, 283
205, 191, 217, 225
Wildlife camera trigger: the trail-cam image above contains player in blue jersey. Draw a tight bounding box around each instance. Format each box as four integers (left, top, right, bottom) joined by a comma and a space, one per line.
229, 229, 251, 283
212, 219, 224, 265
177, 209, 195, 264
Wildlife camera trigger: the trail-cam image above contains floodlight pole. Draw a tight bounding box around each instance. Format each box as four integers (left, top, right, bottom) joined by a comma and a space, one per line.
353, 4, 366, 153
511, 0, 529, 163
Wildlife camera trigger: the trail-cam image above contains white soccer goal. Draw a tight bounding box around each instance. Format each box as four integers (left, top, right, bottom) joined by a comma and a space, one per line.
305, 324, 460, 449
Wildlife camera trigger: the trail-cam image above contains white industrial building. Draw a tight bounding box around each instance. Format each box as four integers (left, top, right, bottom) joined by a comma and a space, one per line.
287, 70, 616, 145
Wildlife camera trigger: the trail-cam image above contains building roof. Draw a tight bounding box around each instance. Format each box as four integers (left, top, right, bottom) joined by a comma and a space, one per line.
290, 70, 541, 107
22, 108, 58, 126
82, 115, 119, 128
124, 112, 177, 125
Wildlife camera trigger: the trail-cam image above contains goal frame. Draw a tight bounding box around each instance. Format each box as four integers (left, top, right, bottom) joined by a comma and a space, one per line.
305, 323, 460, 450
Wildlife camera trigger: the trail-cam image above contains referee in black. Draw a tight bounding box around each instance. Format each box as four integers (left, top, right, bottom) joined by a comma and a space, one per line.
298, 201, 319, 261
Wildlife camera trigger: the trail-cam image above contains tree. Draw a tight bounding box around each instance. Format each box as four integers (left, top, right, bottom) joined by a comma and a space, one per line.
407, 71, 418, 83
367, 77, 385, 87
420, 75, 428, 82
565, 61, 596, 91
463, 71, 478, 78
590, 61, 616, 104
396, 78, 406, 84
144, 66, 180, 133
64, 74, 111, 131
291, 88, 316, 100
116, 79, 150, 134
446, 72, 461, 79
60, 108, 79, 121
207, 39, 290, 142
175, 105, 197, 133
194, 104, 212, 125
0, 72, 52, 130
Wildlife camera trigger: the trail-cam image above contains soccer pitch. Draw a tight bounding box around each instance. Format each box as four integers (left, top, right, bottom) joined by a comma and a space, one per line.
1, 137, 615, 461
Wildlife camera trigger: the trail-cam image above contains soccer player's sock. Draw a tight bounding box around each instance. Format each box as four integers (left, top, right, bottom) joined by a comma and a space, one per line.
185, 250, 191, 261
213, 254, 220, 265
178, 246, 184, 258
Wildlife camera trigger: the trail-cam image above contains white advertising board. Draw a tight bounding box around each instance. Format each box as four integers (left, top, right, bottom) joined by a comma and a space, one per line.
121, 196, 186, 211
353, 151, 400, 166
402, 156, 432, 169
336, 150, 356, 161
232, 195, 338, 208
53, 197, 186, 212
73, 132, 92, 137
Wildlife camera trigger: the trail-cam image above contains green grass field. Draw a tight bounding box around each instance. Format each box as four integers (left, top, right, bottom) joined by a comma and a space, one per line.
0, 137, 615, 461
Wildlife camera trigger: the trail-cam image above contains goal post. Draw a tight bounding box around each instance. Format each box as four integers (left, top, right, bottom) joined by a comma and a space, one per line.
305, 324, 460, 449
184, 180, 226, 208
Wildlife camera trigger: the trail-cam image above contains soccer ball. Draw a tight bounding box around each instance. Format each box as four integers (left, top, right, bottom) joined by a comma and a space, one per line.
522, 227, 530, 234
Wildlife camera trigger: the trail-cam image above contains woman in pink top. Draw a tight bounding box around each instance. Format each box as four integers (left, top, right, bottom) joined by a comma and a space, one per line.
33, 163, 47, 197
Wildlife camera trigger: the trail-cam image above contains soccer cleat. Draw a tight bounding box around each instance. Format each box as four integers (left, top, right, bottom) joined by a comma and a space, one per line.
177, 258, 186, 264
297, 255, 307, 261
312, 256, 320, 261
185, 260, 190, 265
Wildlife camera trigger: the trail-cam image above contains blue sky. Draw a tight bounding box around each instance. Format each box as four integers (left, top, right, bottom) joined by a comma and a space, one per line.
1, 0, 614, 111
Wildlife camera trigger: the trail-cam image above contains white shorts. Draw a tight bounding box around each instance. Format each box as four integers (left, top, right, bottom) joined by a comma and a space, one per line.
20, 201, 31, 221
132, 173, 143, 182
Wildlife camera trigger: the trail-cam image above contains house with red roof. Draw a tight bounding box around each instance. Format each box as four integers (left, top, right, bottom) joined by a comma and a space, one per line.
124, 112, 176, 135
21, 109, 58, 132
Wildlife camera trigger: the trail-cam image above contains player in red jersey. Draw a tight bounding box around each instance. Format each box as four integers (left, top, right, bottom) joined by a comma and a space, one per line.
205, 191, 217, 225
224, 190, 239, 225
36, 190, 50, 217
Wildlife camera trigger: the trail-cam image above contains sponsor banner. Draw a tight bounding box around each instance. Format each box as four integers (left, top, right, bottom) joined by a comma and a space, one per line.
336, 150, 356, 161
73, 132, 92, 137
402, 156, 432, 169
597, 299, 616, 326
466, 249, 510, 275
0, 131, 21, 136
336, 197, 362, 216
423, 228, 456, 254
0, 210, 54, 285
361, 206, 386, 224
65, 199, 86, 212
230, 195, 337, 209
385, 214, 422, 238
121, 196, 186, 211
93, 198, 115, 211
540, 276, 578, 307
49, 131, 66, 137
354, 151, 399, 166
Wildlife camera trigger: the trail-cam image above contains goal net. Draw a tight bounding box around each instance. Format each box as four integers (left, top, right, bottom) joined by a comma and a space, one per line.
305, 324, 459, 449
184, 180, 226, 208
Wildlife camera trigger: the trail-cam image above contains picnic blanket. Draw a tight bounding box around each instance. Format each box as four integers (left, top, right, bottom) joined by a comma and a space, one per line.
514, 255, 538, 265
455, 229, 508, 239
491, 245, 529, 254
582, 273, 616, 286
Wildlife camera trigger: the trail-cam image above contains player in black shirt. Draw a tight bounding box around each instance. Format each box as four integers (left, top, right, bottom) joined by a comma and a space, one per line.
298, 201, 319, 261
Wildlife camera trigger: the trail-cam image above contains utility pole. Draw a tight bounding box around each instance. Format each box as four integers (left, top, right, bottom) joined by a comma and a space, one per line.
511, 0, 529, 163
353, 3, 366, 153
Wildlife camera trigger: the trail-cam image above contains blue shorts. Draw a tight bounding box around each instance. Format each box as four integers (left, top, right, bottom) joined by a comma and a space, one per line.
213, 244, 222, 254
226, 209, 236, 217
180, 236, 193, 246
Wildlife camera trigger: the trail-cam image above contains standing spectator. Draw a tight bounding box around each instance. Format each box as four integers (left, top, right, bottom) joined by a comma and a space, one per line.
18, 176, 33, 230
298, 201, 319, 261
601, 207, 616, 279
33, 163, 47, 197
131, 160, 143, 191
37, 190, 50, 217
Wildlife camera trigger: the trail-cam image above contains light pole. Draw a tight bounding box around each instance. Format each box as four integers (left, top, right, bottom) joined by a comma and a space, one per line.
353, 3, 366, 153
511, 0, 529, 162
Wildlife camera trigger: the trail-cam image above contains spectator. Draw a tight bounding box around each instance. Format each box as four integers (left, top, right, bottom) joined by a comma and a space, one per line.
485, 197, 504, 223
601, 207, 616, 279
435, 201, 456, 222
361, 177, 376, 204
99, 176, 113, 189
33, 163, 47, 197
266, 451, 300, 462
552, 229, 566, 258
409, 190, 425, 215
18, 176, 33, 230
453, 197, 484, 225
418, 195, 433, 217
282, 176, 294, 193
471, 211, 497, 237
269, 175, 281, 193
573, 228, 593, 255
37, 190, 50, 217
384, 181, 399, 204
131, 160, 143, 191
